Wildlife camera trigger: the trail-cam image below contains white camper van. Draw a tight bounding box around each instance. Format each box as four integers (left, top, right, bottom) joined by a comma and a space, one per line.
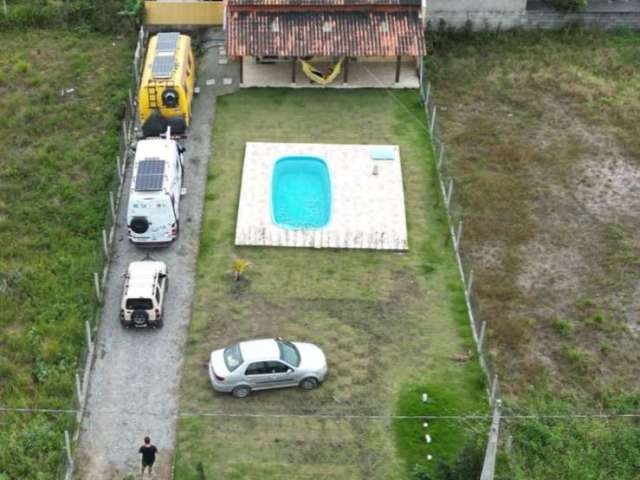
127, 134, 185, 244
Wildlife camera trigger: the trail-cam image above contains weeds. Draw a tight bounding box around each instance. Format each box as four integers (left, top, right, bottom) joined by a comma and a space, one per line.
551, 318, 574, 336
0, 30, 131, 477
428, 29, 640, 477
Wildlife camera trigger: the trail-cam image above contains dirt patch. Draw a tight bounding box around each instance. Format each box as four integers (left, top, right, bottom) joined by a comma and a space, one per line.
574, 154, 640, 222
431, 35, 640, 400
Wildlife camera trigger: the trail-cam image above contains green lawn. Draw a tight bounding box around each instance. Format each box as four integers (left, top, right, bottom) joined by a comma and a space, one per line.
0, 30, 131, 478
175, 89, 486, 479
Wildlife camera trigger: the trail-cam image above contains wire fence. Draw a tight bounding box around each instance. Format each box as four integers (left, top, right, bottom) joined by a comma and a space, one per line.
57, 26, 147, 480
420, 77, 502, 479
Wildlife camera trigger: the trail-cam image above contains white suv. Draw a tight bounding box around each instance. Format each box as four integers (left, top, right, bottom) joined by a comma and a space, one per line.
120, 260, 168, 328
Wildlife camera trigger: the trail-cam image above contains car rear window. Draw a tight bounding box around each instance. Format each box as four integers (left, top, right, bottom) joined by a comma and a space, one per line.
224, 343, 243, 372
126, 298, 153, 310
278, 341, 300, 367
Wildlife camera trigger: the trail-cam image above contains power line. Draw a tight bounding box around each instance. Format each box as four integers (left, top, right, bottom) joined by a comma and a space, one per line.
3, 405, 640, 421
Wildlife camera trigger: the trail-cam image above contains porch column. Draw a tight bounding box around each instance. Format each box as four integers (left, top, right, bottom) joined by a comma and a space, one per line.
395, 55, 401, 83
292, 57, 297, 84
239, 56, 243, 85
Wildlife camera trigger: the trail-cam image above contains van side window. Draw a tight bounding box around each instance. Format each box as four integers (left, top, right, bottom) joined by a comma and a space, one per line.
155, 287, 161, 303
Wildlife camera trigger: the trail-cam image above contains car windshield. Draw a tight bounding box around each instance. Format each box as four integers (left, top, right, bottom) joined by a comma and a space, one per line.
277, 340, 300, 367
224, 344, 243, 372
126, 298, 153, 310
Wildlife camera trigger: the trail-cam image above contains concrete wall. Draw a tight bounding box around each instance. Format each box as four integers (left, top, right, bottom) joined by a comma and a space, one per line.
142, 0, 640, 32
145, 1, 224, 25
429, 0, 526, 13
428, 10, 640, 29
525, 11, 640, 28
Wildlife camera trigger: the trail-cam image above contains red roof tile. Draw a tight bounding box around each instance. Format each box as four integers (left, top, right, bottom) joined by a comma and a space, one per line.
226, 11, 426, 57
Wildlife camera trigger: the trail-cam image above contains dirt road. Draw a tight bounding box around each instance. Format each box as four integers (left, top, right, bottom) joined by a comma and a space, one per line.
76, 31, 237, 479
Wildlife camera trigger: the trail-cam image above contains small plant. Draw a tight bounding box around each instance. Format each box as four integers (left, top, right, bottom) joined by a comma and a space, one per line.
585, 310, 606, 325
564, 346, 585, 364
599, 341, 610, 355
576, 296, 595, 311
551, 318, 574, 336
14, 59, 30, 74
232, 258, 250, 281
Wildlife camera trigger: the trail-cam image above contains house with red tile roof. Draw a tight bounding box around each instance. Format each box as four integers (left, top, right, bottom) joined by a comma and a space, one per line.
224, 0, 427, 87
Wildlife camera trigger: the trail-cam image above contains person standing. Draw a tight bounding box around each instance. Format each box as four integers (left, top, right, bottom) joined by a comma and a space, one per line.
138, 436, 158, 477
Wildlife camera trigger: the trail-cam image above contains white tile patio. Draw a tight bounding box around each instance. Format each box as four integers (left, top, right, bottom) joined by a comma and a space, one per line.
235, 142, 409, 250
241, 58, 420, 89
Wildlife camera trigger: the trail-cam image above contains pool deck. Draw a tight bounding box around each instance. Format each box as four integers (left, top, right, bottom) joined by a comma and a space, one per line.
235, 142, 409, 250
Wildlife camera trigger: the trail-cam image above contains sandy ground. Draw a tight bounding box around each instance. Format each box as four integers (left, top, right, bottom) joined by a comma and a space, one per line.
76, 31, 238, 480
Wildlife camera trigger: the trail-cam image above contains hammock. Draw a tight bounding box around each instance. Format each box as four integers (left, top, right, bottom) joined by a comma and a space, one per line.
299, 58, 345, 85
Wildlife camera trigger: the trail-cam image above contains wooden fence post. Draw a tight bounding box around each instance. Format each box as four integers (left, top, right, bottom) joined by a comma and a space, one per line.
102, 229, 109, 259
75, 373, 83, 405
109, 191, 116, 223
64, 430, 73, 467
85, 320, 92, 348
116, 155, 123, 183
456, 220, 463, 248
429, 105, 437, 136
479, 320, 487, 351
480, 400, 502, 480
437, 143, 444, 171
122, 120, 129, 147
93, 272, 101, 302
490, 374, 499, 406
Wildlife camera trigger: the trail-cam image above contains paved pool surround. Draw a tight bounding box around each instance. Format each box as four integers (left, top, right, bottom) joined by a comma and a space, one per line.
235, 142, 409, 250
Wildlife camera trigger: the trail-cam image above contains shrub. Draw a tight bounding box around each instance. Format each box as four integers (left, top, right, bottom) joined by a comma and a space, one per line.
551, 317, 574, 336
544, 0, 587, 12
0, 0, 141, 33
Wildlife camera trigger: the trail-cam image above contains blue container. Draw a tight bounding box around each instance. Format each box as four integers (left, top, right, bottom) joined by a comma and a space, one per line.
271, 156, 331, 229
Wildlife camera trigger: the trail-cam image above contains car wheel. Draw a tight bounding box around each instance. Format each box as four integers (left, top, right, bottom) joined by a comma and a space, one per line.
232, 385, 251, 398
131, 309, 148, 327
299, 377, 318, 390
156, 318, 163, 328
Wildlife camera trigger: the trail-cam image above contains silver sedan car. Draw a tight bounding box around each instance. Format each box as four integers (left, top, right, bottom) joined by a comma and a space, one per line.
209, 338, 328, 398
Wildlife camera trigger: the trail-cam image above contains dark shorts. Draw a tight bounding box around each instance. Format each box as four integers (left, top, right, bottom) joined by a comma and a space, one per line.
142, 458, 155, 467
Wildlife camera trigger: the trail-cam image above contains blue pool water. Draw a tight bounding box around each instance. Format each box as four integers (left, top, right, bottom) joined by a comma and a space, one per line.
271, 156, 331, 229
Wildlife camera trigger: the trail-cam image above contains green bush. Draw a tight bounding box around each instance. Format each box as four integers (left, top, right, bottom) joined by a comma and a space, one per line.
544, 0, 587, 12
0, 0, 142, 32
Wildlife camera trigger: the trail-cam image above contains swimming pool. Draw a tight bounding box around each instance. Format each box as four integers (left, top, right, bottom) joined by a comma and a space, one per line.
271, 156, 331, 229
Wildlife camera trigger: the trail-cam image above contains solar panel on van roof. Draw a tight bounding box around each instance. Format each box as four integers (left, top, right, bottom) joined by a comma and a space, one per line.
156, 32, 179, 51
135, 159, 165, 191
151, 54, 176, 78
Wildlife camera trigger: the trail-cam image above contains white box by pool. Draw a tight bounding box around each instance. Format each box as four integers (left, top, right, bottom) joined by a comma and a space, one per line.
235, 142, 408, 250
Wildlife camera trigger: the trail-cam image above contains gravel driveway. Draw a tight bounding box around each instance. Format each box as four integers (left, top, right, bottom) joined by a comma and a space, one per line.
76, 30, 237, 480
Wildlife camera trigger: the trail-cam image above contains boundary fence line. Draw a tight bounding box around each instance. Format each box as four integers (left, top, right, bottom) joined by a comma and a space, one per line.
57, 26, 147, 480
420, 78, 502, 479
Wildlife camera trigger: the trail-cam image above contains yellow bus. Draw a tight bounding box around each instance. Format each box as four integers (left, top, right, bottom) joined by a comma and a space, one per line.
138, 32, 195, 137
